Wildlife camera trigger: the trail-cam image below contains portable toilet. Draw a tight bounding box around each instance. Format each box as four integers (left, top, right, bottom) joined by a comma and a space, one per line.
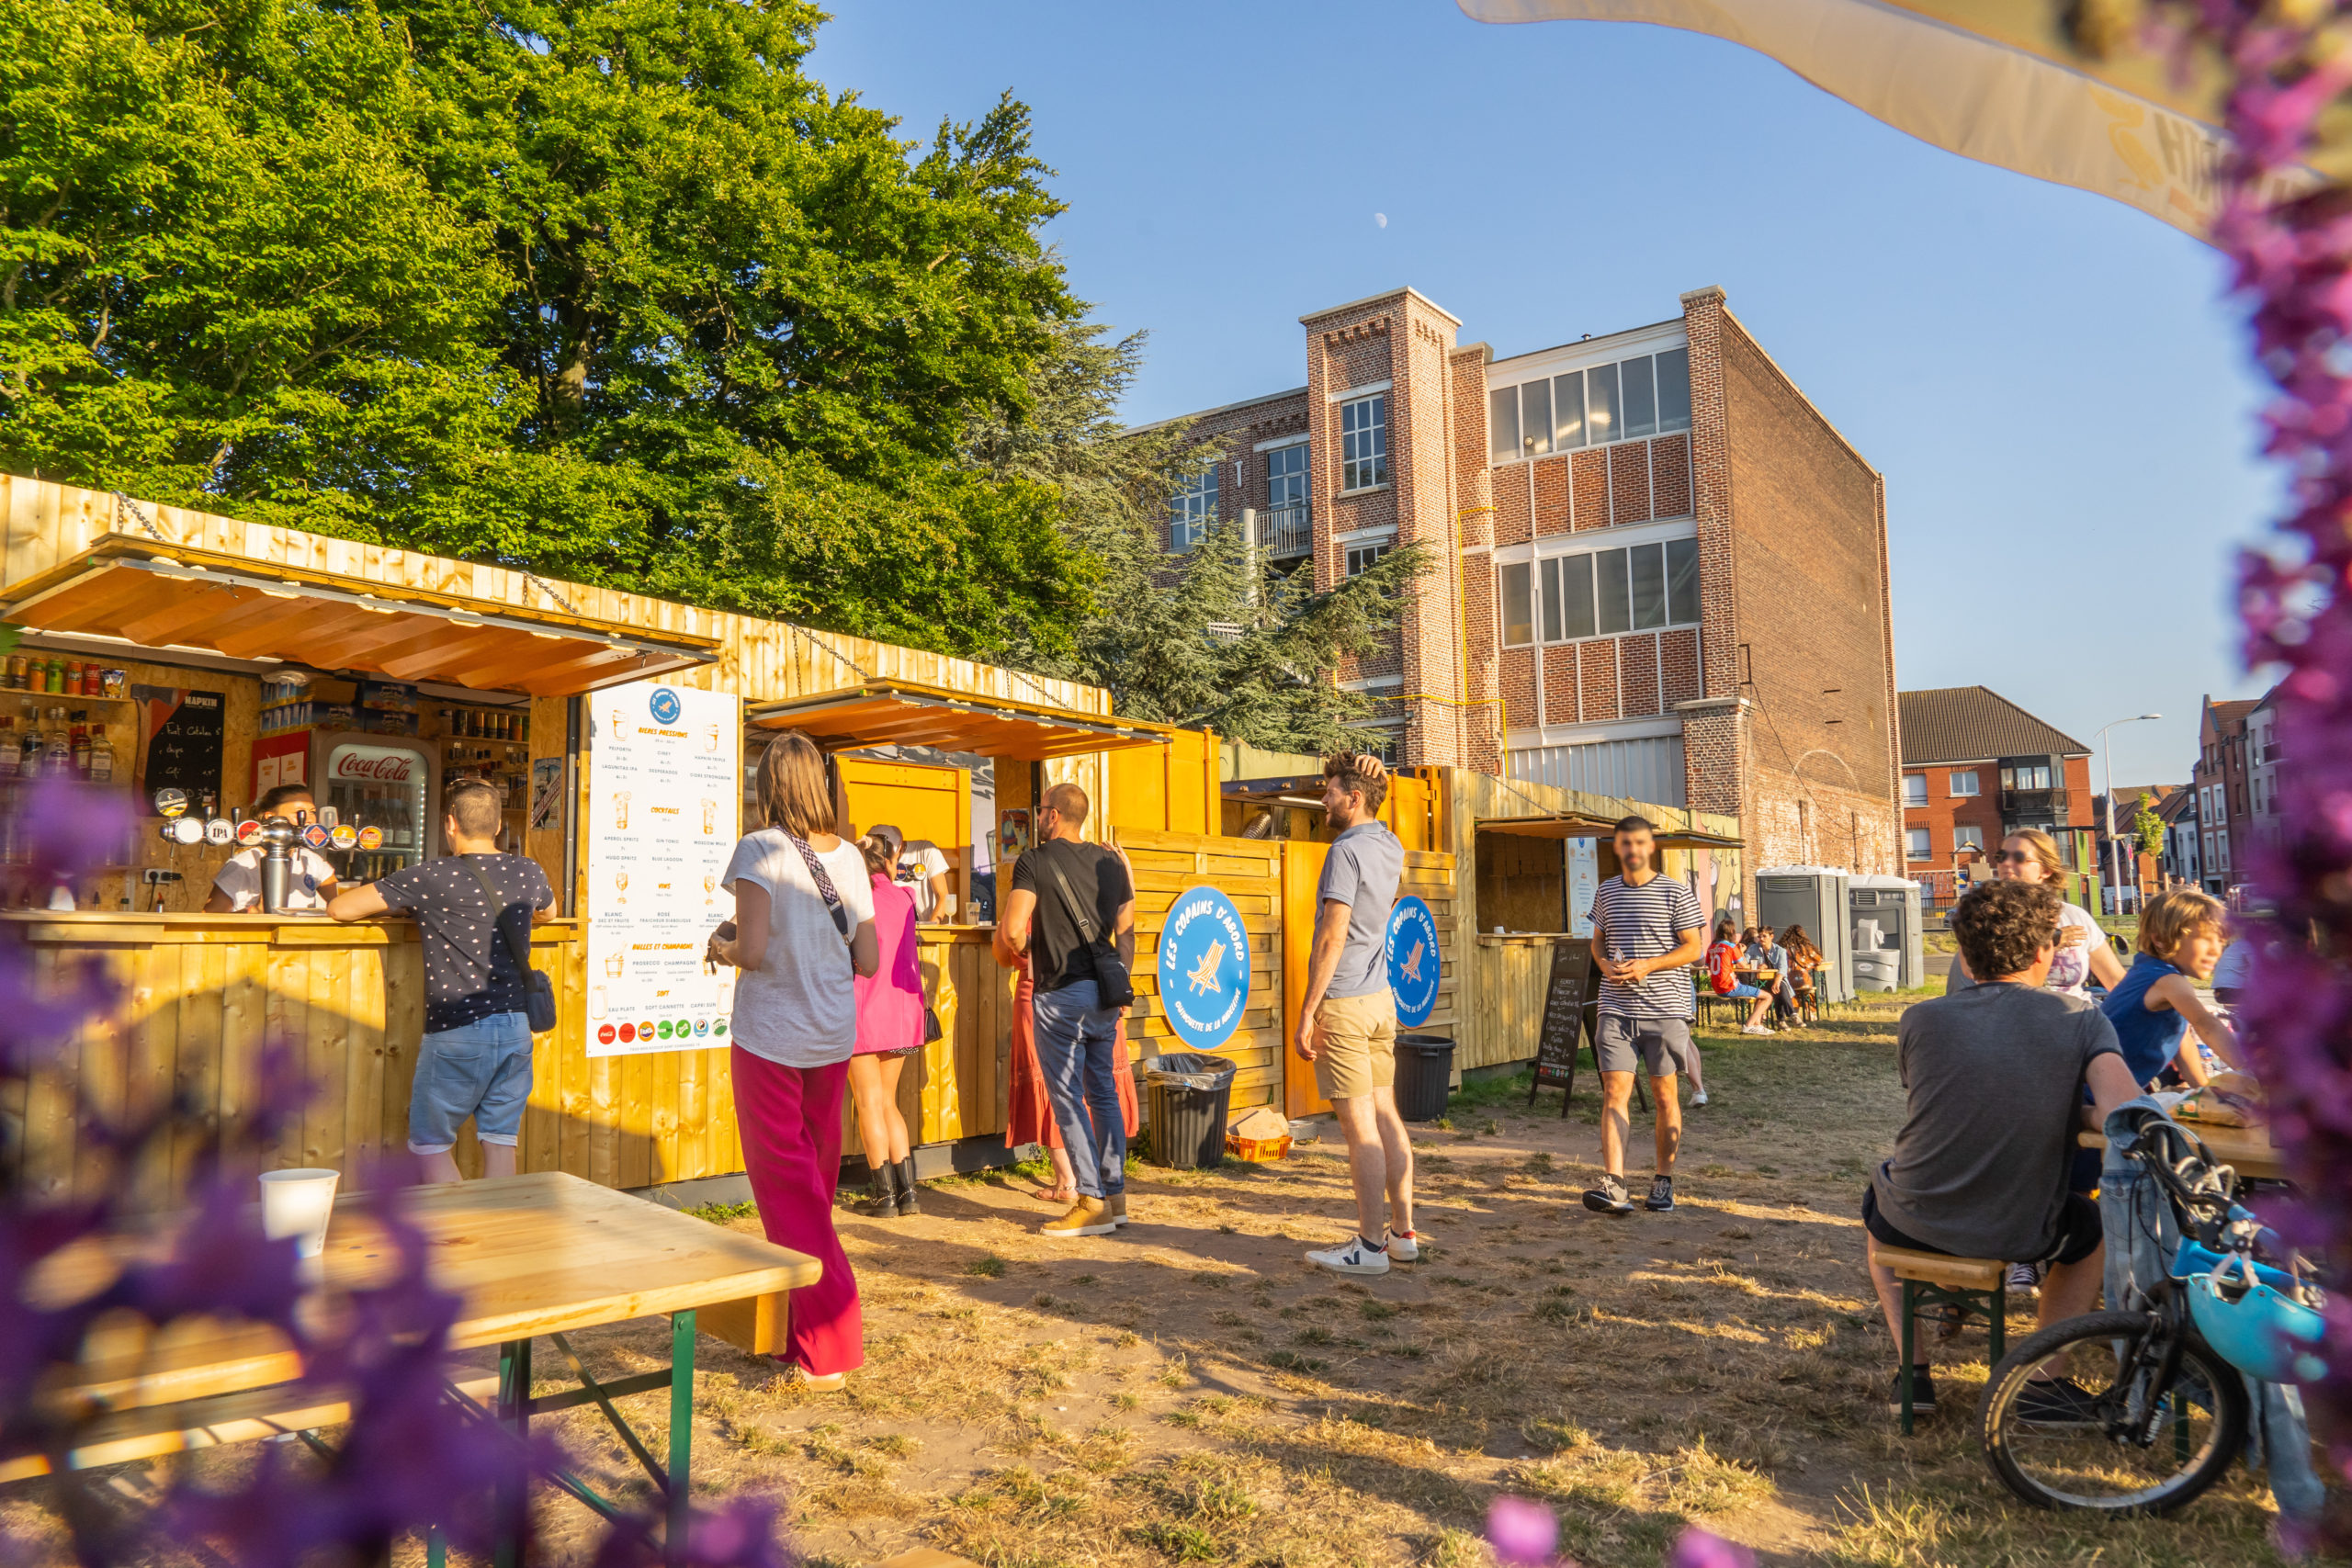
1849, 874, 1926, 990
1756, 865, 1853, 1003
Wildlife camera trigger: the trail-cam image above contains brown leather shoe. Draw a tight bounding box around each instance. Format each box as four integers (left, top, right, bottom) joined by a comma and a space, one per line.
1041, 1196, 1115, 1237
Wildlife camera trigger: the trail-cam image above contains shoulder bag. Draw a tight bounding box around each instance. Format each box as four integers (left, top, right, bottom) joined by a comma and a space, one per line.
1039, 841, 1136, 1009
462, 858, 560, 1033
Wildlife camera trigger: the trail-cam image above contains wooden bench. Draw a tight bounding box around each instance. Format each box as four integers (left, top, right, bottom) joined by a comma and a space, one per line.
1871, 1243, 2009, 1434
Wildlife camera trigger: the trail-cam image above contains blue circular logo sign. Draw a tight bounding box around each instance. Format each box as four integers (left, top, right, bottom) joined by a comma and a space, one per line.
1158, 886, 1251, 1050
1386, 896, 1441, 1027
648, 686, 683, 725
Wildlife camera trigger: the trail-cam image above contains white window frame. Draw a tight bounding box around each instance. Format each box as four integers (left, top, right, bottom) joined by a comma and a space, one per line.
1953, 825, 1985, 853
1949, 768, 1980, 797
1265, 443, 1308, 512
1340, 395, 1388, 492
1902, 773, 1928, 808
1344, 541, 1394, 578
1905, 827, 1931, 861
1484, 346, 1694, 468
1169, 467, 1217, 552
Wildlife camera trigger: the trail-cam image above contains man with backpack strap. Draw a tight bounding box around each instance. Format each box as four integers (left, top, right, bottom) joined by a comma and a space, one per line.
327, 780, 555, 1183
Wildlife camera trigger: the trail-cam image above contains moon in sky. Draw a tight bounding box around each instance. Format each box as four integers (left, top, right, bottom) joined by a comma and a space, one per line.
1374, 212, 1387, 228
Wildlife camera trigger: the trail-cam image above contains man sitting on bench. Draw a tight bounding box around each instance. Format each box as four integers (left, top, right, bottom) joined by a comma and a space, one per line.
1861, 878, 2140, 1418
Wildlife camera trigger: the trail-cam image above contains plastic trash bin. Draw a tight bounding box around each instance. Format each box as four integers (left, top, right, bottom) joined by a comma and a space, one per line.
1140, 1052, 1238, 1169
1394, 1033, 1456, 1122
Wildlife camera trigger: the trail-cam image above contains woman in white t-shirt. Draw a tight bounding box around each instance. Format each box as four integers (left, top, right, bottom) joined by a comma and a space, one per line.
1948, 829, 2123, 1000
707, 732, 878, 1391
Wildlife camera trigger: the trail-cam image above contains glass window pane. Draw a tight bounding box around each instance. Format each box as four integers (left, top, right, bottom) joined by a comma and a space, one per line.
1520, 380, 1552, 456
1488, 388, 1520, 462
1500, 563, 1533, 647
1587, 362, 1618, 445
1553, 370, 1585, 447
1560, 552, 1596, 639
1596, 547, 1630, 633
1665, 536, 1700, 625
1622, 355, 1657, 438
1539, 557, 1563, 641
1657, 346, 1691, 432
1629, 542, 1667, 629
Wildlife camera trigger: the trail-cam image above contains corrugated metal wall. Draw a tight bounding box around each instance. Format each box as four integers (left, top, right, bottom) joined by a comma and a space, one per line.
1510, 735, 1687, 807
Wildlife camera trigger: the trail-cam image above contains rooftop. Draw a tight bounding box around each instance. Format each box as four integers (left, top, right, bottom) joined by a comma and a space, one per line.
1897, 686, 2092, 766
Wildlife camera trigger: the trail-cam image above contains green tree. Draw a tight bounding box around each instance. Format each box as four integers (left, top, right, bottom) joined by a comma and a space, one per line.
0, 0, 1091, 659
2133, 791, 2166, 859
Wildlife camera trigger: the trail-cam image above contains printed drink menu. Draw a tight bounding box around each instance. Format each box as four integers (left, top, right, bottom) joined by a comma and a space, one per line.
585, 680, 741, 1057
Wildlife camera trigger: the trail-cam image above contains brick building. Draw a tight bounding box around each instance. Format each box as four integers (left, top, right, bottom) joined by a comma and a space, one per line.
1142, 285, 1902, 908
2192, 694, 2262, 896
1896, 686, 2096, 877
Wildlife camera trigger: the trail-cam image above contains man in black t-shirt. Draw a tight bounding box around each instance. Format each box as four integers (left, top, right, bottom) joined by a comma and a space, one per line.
329, 780, 553, 1183
994, 783, 1136, 1237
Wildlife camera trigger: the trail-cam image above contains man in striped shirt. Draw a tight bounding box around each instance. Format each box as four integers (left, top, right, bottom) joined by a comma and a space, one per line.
1581, 816, 1707, 1215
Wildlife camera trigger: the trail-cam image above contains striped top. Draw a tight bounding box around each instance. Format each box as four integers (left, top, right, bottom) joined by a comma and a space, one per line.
1587, 872, 1705, 1019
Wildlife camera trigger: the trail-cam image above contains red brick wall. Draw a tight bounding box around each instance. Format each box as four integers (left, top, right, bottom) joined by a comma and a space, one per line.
1500, 647, 1537, 732
1571, 450, 1610, 534
1453, 344, 1501, 773
1544, 645, 1579, 725
1532, 456, 1571, 536
1152, 391, 1311, 554
1661, 627, 1701, 707
1579, 640, 1619, 722
1609, 442, 1652, 525
1622, 632, 1661, 718
1652, 434, 1692, 519
1493, 459, 1532, 547
1901, 762, 2003, 868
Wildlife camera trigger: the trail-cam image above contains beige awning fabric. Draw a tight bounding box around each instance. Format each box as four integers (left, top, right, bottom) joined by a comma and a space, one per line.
1459, 0, 2335, 242
1478, 814, 1745, 850
0, 533, 718, 696
746, 680, 1173, 761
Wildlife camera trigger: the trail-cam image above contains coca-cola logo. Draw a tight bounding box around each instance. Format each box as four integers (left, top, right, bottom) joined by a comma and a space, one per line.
330, 749, 414, 783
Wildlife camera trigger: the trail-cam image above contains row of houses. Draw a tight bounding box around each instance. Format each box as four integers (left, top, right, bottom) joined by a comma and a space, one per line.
1888, 679, 2281, 910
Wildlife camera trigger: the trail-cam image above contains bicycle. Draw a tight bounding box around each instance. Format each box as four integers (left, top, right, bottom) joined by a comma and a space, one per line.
1978, 1108, 2330, 1515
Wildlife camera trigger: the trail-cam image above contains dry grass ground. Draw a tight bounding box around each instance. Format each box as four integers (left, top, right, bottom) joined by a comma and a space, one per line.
3, 997, 2320, 1567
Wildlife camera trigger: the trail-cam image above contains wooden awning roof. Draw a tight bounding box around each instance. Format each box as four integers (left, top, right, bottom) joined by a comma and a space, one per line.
0, 534, 718, 696
745, 679, 1171, 761
1477, 814, 1745, 850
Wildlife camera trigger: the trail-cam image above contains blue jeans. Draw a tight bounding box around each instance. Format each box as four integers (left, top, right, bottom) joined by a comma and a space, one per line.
409, 1011, 533, 1155
1033, 979, 1125, 1200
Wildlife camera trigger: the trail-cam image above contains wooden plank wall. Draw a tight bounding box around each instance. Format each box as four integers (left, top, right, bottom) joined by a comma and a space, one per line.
1114, 829, 1286, 1116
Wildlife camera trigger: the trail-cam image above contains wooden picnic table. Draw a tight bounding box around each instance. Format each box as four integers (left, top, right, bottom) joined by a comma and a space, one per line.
2076, 1122, 2292, 1183
9, 1172, 818, 1563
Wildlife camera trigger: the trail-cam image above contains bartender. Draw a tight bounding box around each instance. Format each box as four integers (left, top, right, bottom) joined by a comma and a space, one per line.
870, 823, 954, 922
205, 784, 341, 912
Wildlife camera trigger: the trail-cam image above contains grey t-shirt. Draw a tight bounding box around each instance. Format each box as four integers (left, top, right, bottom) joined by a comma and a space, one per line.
1317, 820, 1404, 999
1871, 983, 2121, 1259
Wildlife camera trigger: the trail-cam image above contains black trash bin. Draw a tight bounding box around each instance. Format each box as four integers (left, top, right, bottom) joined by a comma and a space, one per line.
1394, 1033, 1456, 1122
1140, 1052, 1238, 1169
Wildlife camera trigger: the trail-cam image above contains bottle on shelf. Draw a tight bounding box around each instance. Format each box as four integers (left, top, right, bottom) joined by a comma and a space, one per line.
0, 718, 19, 781
69, 711, 89, 777
88, 726, 112, 784
41, 707, 69, 779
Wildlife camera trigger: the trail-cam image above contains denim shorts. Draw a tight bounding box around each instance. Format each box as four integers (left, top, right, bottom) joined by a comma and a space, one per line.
409, 1011, 533, 1154
1722, 983, 1764, 1000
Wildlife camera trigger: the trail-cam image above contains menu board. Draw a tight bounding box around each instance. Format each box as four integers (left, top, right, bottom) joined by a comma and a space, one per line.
134, 686, 225, 805
1566, 836, 1599, 938
584, 681, 741, 1057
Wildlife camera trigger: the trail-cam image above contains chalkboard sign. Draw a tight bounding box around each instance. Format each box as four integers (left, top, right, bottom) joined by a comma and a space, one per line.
1527, 939, 1596, 1118
135, 687, 226, 807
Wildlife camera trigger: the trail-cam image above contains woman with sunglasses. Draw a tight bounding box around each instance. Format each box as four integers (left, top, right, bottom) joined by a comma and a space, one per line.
1948, 829, 2124, 1000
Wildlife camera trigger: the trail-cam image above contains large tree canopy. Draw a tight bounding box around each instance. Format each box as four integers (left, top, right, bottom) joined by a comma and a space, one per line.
0, 0, 1421, 749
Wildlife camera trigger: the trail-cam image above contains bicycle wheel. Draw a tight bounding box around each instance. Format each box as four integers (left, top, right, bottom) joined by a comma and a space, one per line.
1979, 1309, 2249, 1515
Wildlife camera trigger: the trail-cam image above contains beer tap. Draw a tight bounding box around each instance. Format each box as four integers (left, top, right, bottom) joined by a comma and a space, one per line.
258, 808, 300, 916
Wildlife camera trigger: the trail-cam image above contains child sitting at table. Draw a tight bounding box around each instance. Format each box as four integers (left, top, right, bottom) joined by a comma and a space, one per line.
2099, 888, 2241, 1089
1705, 919, 1776, 1036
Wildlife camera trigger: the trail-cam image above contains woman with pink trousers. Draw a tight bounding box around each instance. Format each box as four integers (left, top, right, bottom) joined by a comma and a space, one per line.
707, 732, 878, 1389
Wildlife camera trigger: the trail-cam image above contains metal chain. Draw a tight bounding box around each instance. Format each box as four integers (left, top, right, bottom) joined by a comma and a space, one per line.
112, 491, 167, 541
521, 569, 581, 617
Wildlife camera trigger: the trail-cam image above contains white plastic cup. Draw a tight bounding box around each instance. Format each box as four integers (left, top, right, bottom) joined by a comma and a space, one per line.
259, 1168, 340, 1280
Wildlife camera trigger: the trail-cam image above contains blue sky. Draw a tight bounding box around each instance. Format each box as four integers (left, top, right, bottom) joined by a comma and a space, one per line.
811, 0, 2277, 789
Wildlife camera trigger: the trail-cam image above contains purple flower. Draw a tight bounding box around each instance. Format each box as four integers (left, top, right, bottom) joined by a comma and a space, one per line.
1486, 1495, 1559, 1565
1670, 1526, 1757, 1568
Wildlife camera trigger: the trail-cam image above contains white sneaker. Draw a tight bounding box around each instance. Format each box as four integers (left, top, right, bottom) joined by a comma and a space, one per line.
1382, 1225, 1420, 1262
1306, 1235, 1392, 1276
1690, 1089, 1710, 1107
1740, 1023, 1771, 1036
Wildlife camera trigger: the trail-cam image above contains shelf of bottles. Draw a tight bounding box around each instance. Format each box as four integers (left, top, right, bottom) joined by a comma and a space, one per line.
0, 684, 138, 870
435, 701, 533, 850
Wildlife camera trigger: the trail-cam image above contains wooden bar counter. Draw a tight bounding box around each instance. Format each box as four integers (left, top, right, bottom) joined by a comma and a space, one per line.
1, 910, 1026, 1207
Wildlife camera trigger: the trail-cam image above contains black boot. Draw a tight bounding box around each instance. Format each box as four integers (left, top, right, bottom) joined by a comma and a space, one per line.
894, 1156, 921, 1216
858, 1163, 899, 1217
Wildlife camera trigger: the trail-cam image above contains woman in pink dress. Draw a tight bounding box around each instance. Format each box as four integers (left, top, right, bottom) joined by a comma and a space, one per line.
850, 832, 926, 1217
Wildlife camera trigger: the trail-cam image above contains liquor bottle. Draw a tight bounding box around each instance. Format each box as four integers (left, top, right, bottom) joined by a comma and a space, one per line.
41, 708, 69, 779
88, 727, 112, 784
69, 712, 89, 777
0, 718, 20, 780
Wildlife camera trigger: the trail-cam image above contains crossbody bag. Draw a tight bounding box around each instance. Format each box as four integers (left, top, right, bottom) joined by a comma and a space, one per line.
460, 858, 560, 1033
1040, 841, 1136, 1010
710, 834, 857, 976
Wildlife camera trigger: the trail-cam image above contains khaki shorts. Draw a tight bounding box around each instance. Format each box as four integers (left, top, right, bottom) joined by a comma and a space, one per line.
1313, 990, 1399, 1101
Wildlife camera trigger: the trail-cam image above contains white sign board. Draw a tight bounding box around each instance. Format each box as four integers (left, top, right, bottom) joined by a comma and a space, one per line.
1566, 837, 1599, 938
584, 681, 740, 1056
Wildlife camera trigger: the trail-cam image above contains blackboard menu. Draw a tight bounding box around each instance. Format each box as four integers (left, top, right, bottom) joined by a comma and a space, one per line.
1528, 939, 1596, 1114
134, 686, 225, 807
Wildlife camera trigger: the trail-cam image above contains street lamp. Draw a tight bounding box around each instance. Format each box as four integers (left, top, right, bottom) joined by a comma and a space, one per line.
2098, 713, 2163, 916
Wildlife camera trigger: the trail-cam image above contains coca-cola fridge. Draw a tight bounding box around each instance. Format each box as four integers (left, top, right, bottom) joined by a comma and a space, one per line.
311, 731, 440, 883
